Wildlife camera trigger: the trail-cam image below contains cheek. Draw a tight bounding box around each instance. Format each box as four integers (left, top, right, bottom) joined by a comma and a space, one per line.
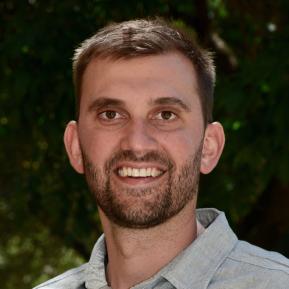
79, 127, 121, 164
158, 128, 201, 164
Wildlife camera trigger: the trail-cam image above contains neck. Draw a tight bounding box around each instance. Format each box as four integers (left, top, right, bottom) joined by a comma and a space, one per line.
99, 200, 201, 289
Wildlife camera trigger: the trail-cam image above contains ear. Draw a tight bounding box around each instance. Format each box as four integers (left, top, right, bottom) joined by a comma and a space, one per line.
200, 122, 225, 174
63, 120, 84, 174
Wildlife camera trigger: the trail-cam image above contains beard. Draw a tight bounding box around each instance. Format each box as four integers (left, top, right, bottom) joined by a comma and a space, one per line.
83, 144, 202, 229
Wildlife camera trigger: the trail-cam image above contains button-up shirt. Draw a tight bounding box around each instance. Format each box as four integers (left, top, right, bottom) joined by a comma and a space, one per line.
34, 208, 289, 289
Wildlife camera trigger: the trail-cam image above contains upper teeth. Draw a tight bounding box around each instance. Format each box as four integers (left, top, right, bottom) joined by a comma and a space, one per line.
118, 167, 163, 177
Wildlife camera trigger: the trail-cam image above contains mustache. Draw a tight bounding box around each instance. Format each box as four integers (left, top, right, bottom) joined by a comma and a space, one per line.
105, 150, 174, 173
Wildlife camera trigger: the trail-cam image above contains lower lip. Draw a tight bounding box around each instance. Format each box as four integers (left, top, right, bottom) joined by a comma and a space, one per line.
113, 172, 167, 186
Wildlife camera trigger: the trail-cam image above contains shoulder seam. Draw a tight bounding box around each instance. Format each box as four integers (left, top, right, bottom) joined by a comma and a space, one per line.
34, 265, 87, 288
227, 255, 289, 276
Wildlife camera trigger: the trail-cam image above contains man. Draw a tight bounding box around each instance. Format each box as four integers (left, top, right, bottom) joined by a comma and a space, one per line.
34, 19, 289, 289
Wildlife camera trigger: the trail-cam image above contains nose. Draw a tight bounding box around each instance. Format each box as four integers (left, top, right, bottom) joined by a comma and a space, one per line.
120, 119, 158, 156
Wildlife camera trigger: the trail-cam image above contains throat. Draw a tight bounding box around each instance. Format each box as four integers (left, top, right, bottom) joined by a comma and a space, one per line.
102, 206, 198, 289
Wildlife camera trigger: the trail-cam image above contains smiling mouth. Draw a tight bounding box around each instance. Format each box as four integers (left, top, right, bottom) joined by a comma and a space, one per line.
116, 167, 165, 178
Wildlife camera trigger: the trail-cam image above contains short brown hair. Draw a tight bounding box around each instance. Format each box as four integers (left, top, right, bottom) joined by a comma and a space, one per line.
73, 18, 215, 123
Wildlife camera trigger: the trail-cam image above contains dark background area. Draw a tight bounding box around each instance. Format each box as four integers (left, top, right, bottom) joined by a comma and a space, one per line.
1, 0, 289, 288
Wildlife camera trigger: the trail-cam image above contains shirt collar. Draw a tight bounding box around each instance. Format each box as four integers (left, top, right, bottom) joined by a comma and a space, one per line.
85, 208, 238, 289
161, 208, 238, 289
85, 234, 108, 289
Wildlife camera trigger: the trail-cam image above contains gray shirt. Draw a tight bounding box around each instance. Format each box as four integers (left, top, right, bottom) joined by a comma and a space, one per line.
33, 208, 289, 289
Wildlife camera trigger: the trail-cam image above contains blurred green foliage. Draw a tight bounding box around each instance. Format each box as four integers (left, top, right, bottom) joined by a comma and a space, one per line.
1, 0, 289, 288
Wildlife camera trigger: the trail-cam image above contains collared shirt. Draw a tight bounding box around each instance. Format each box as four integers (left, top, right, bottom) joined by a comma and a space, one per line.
34, 208, 289, 289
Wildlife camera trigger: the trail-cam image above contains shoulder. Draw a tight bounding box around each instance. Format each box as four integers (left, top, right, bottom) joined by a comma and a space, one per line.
33, 263, 87, 289
231, 240, 289, 270
212, 240, 289, 288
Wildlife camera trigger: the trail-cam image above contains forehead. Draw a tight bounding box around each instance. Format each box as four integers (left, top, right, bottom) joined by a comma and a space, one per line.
80, 52, 201, 110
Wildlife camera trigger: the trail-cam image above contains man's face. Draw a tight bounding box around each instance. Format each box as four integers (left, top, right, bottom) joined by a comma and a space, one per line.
74, 52, 206, 228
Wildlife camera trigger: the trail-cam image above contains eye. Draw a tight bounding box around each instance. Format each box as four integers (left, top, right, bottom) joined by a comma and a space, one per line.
98, 110, 123, 120
155, 111, 177, 121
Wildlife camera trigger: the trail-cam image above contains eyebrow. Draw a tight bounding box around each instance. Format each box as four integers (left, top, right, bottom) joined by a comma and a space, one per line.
88, 97, 125, 112
151, 97, 191, 112
87, 96, 191, 112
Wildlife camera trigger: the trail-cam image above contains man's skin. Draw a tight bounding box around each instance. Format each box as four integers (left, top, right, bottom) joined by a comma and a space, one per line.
64, 52, 225, 289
